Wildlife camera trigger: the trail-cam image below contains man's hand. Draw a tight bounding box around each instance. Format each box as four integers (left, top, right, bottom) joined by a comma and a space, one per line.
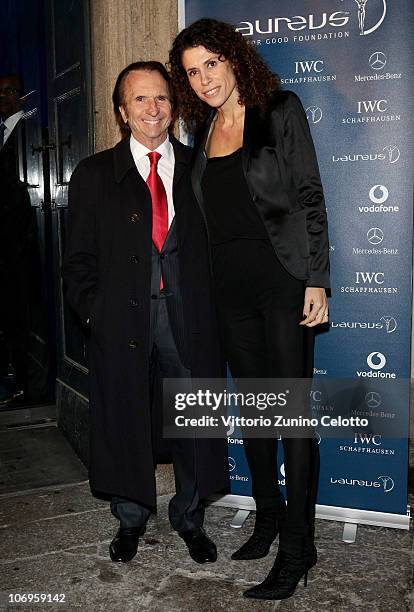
299, 287, 328, 327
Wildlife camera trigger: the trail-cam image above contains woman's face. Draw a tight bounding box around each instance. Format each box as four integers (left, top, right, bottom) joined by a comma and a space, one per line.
181, 45, 238, 110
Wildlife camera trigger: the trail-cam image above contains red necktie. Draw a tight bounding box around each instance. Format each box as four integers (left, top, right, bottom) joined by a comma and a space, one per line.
147, 151, 168, 251
146, 151, 168, 287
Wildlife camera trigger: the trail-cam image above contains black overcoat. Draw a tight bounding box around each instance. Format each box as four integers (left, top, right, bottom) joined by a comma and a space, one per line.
63, 135, 228, 508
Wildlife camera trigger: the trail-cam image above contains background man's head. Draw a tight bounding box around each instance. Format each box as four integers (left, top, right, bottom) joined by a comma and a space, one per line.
0, 75, 23, 120
112, 61, 175, 149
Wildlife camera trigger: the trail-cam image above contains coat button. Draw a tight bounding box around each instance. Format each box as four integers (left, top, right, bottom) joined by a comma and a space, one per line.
130, 255, 139, 263
151, 294, 158, 300
128, 339, 138, 349
130, 298, 139, 307
130, 212, 140, 223
160, 253, 166, 259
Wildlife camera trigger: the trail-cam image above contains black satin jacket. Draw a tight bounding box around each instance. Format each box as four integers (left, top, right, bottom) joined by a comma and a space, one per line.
191, 90, 330, 289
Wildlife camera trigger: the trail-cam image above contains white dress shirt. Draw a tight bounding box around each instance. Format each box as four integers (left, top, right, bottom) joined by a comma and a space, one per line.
1, 110, 24, 145
130, 134, 175, 228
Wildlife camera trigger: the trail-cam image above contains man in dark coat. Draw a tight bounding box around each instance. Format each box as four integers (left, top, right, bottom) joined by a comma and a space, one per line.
63, 62, 228, 564
0, 74, 39, 405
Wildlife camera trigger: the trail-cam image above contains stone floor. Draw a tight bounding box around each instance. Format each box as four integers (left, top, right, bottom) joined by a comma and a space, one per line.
0, 418, 413, 611
0, 425, 87, 495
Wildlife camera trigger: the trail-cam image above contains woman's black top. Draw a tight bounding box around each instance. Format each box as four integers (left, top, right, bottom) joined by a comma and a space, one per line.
201, 148, 268, 245
200, 147, 290, 302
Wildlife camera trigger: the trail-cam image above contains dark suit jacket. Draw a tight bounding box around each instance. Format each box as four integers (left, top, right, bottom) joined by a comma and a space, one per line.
62, 134, 228, 507
191, 90, 330, 289
0, 118, 21, 178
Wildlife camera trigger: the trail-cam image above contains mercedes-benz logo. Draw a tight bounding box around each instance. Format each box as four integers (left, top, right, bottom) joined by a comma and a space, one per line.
367, 227, 384, 245
228, 456, 236, 471
378, 475, 394, 493
365, 391, 381, 409
369, 185, 388, 204
305, 106, 323, 124
382, 145, 400, 164
367, 351, 386, 370
369, 51, 387, 71
379, 316, 397, 333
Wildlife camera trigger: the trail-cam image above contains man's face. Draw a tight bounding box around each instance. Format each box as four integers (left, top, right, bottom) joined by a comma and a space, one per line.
119, 70, 172, 149
0, 76, 21, 120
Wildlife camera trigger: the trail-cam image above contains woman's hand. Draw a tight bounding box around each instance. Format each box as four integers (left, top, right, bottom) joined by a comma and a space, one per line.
299, 287, 328, 327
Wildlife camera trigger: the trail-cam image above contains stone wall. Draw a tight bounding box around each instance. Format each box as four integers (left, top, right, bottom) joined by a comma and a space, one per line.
90, 0, 178, 151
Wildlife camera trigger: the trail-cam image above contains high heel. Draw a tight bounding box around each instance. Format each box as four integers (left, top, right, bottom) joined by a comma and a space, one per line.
231, 506, 286, 561
243, 548, 314, 600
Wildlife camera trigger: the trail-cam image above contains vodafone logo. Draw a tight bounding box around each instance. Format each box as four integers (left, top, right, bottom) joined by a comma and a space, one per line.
367, 352, 386, 370
358, 185, 398, 214
357, 351, 395, 378
369, 185, 388, 204
357, 352, 395, 379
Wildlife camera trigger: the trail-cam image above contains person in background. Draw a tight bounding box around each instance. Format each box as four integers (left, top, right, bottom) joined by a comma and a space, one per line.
0, 74, 37, 406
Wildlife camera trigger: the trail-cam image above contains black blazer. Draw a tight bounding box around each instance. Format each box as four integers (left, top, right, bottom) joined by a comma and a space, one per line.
191, 90, 330, 289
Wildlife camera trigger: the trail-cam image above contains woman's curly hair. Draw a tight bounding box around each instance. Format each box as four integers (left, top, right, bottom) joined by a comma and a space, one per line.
169, 18, 280, 134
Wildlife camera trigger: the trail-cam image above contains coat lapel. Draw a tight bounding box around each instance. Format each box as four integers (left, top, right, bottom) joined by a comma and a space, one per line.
191, 111, 215, 215
170, 134, 189, 190
113, 137, 136, 183
164, 135, 190, 250
241, 107, 258, 179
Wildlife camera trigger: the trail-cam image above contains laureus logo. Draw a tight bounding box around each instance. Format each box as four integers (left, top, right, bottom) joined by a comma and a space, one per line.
382, 145, 400, 164
377, 475, 394, 492
341, 0, 387, 35
379, 316, 397, 333
306, 106, 323, 124
228, 456, 236, 472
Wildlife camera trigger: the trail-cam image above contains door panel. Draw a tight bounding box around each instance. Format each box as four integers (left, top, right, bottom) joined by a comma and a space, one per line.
46, 0, 93, 385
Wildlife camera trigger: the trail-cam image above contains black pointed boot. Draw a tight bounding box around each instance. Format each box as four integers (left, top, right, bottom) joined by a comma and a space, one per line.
243, 540, 317, 600
231, 506, 286, 561
243, 550, 307, 600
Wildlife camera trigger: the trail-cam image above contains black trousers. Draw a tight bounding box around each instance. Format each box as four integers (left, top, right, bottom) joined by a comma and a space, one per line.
213, 240, 319, 554
111, 296, 204, 533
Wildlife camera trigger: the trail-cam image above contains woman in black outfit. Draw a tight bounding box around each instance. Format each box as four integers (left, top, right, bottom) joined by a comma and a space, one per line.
169, 18, 330, 601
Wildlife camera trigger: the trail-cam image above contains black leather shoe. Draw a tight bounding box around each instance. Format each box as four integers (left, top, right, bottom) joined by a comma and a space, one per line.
231, 507, 286, 560
109, 526, 146, 563
180, 527, 217, 564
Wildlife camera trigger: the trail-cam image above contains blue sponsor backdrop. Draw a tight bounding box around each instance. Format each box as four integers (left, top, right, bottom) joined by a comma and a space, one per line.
184, 0, 413, 517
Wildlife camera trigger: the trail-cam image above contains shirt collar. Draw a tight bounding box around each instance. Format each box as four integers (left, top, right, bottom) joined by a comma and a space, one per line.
3, 110, 24, 130
130, 133, 174, 164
